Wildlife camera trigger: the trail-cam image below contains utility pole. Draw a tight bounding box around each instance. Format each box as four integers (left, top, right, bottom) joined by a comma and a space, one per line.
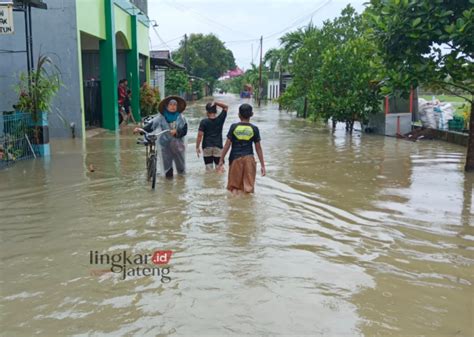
278, 62, 282, 110
258, 35, 263, 107
251, 43, 253, 64
184, 34, 189, 100
184, 34, 188, 70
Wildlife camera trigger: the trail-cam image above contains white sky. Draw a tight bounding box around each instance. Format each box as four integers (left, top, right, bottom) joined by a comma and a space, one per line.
147, 0, 366, 70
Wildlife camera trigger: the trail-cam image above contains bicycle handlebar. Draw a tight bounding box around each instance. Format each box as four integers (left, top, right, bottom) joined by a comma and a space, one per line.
136, 128, 170, 145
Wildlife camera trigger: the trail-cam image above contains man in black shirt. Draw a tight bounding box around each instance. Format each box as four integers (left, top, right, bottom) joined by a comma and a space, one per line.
196, 101, 228, 170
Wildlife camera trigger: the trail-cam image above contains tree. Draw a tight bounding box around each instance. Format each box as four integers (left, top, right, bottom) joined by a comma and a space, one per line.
280, 22, 318, 67
365, 0, 474, 171
172, 34, 236, 91
313, 36, 382, 131
165, 70, 188, 96
264, 48, 285, 73
279, 4, 382, 126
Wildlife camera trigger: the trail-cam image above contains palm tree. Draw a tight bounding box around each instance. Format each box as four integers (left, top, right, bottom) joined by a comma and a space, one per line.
264, 48, 284, 73
242, 63, 268, 100
280, 22, 318, 65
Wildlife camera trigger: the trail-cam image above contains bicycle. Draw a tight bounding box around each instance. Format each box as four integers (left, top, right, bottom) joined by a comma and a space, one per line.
136, 128, 169, 189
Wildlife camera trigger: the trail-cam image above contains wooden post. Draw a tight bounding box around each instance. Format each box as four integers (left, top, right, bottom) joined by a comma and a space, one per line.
465, 102, 474, 171
303, 96, 308, 119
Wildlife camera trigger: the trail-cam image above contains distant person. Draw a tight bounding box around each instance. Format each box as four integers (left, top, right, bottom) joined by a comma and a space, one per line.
121, 89, 137, 126
118, 79, 128, 125
134, 96, 188, 179
196, 101, 228, 171
218, 103, 266, 194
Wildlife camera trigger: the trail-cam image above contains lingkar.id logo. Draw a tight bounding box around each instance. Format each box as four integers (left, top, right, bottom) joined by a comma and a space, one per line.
89, 250, 172, 283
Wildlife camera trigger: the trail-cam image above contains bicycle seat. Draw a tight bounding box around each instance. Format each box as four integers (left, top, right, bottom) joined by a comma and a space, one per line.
142, 114, 158, 127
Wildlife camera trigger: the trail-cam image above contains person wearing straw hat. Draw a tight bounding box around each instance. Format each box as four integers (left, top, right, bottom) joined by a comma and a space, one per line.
134, 95, 188, 178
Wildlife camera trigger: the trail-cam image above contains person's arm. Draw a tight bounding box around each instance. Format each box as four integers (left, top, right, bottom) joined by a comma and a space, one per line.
255, 142, 266, 176
175, 121, 188, 138
218, 138, 232, 167
214, 101, 228, 111
196, 131, 204, 157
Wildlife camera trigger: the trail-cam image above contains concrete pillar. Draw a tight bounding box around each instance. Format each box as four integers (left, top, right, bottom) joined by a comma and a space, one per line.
127, 14, 140, 122
99, 0, 118, 130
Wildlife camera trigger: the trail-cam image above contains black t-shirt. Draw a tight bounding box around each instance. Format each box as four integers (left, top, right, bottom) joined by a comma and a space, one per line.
198, 109, 227, 149
226, 122, 261, 163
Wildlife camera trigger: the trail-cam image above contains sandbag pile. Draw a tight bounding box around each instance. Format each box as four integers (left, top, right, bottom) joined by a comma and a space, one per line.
418, 98, 455, 130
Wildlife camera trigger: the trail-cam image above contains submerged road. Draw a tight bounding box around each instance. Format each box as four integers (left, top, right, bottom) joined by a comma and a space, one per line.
1, 94, 473, 336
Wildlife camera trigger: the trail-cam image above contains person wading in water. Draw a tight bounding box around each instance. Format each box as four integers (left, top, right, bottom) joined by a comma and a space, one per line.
196, 101, 228, 171
134, 96, 188, 178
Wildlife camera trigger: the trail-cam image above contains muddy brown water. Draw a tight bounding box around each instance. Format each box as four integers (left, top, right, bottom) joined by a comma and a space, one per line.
1, 94, 473, 336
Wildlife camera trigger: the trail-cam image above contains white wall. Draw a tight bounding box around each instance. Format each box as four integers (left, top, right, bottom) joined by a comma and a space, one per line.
267, 79, 280, 99
151, 69, 165, 98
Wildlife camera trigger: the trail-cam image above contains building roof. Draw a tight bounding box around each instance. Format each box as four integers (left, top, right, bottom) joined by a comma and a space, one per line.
150, 50, 185, 70
11, 0, 47, 9
222, 67, 244, 78
130, 0, 147, 15
150, 50, 171, 59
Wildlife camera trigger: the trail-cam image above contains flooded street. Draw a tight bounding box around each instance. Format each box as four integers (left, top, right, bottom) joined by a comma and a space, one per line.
1, 94, 473, 336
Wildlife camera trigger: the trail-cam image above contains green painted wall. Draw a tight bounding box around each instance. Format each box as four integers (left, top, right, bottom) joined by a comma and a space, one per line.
76, 0, 106, 39
76, 0, 150, 132
127, 15, 140, 122
100, 0, 119, 130
114, 6, 132, 49
137, 22, 149, 56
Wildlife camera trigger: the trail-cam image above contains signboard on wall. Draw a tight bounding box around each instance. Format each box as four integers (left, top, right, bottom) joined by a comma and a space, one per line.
0, 1, 14, 35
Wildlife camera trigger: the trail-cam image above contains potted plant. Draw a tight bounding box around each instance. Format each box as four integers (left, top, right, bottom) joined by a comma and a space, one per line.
14, 55, 60, 157
139, 83, 160, 117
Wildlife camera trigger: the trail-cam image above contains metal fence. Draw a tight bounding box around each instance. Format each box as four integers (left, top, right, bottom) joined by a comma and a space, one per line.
0, 112, 37, 169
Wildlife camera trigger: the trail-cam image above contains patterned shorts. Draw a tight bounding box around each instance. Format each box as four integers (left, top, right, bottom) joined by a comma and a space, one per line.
203, 147, 222, 157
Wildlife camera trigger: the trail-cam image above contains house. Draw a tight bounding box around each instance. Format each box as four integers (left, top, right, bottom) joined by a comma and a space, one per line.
218, 67, 244, 81
150, 50, 185, 98
0, 0, 151, 137
267, 71, 292, 100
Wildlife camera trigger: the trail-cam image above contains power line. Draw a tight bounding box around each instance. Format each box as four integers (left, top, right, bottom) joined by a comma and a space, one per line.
151, 25, 171, 50
162, 0, 254, 39
253, 43, 260, 65
151, 0, 331, 53
151, 34, 184, 47
150, 36, 185, 51
224, 38, 260, 45
262, 0, 332, 40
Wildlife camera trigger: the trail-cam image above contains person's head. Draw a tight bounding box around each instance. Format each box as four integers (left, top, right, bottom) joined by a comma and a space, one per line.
118, 79, 124, 86
122, 79, 128, 86
167, 99, 178, 113
239, 103, 253, 121
205, 102, 217, 116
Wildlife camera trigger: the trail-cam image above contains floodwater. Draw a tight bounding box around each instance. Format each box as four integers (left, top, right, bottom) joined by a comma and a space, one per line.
1, 94, 473, 337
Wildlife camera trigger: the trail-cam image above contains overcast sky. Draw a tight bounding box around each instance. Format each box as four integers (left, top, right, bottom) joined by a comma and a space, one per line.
147, 0, 366, 70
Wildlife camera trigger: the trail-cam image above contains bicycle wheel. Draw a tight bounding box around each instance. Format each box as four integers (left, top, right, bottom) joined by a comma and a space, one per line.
146, 156, 152, 182
149, 154, 157, 189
